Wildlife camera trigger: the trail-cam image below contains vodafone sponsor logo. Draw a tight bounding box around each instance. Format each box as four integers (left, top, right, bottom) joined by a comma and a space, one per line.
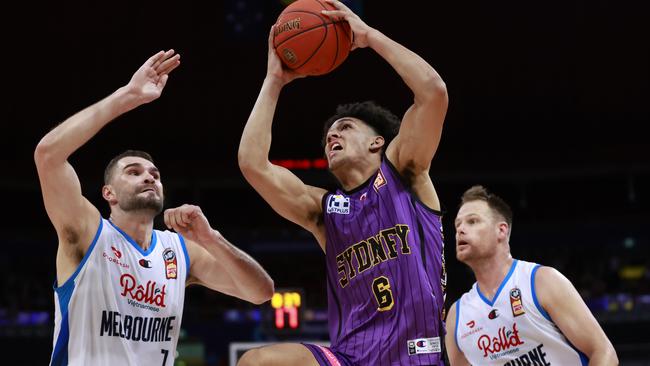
477, 323, 524, 358
119, 273, 166, 308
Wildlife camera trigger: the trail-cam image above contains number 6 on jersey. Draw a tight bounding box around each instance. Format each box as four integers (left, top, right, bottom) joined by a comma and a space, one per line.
372, 276, 394, 311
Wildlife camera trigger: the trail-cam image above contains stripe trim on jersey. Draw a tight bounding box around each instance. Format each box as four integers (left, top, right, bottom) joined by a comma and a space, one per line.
454, 300, 460, 349
107, 219, 158, 256
384, 157, 443, 216
531, 265, 589, 365
476, 259, 518, 306
51, 217, 103, 366
567, 339, 590, 365
178, 234, 190, 277
530, 264, 551, 321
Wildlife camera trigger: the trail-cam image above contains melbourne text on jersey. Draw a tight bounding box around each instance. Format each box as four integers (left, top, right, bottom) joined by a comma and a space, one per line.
100, 310, 176, 342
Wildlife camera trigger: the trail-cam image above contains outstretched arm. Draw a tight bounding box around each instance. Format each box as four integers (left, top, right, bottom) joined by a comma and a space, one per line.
536, 267, 619, 365
238, 27, 327, 247
164, 205, 274, 304
323, 1, 447, 209
34, 50, 180, 283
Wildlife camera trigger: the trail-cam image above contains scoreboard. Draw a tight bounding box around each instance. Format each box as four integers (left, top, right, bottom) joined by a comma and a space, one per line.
268, 289, 304, 331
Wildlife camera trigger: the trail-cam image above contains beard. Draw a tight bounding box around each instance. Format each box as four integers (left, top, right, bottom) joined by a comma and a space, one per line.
119, 192, 164, 215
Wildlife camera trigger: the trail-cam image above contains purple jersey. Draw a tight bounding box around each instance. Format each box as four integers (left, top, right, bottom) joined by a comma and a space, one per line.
322, 158, 447, 366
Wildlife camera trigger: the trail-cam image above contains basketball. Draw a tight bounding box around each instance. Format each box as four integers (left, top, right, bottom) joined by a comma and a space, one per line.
273, 0, 353, 76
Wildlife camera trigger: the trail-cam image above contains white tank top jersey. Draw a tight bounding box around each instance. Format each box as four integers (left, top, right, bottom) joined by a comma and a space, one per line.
454, 259, 588, 365
50, 218, 190, 366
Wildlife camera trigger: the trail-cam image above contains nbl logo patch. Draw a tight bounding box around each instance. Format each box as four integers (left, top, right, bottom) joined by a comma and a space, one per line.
510, 287, 526, 317
327, 195, 350, 215
163, 248, 177, 279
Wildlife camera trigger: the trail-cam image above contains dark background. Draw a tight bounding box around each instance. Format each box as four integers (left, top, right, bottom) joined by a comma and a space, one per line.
2, 0, 649, 364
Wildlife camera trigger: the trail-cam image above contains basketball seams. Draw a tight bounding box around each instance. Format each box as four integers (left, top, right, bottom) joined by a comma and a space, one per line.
276, 25, 329, 71
274, 0, 351, 75
313, 0, 347, 73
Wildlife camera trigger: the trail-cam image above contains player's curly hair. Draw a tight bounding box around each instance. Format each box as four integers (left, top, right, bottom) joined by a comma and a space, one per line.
321, 101, 400, 152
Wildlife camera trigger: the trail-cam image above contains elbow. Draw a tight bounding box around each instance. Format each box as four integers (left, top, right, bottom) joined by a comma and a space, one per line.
249, 278, 275, 305
237, 149, 254, 174
605, 345, 619, 365
427, 77, 448, 101
238, 151, 269, 183
416, 73, 448, 107
34, 137, 55, 168
237, 148, 259, 176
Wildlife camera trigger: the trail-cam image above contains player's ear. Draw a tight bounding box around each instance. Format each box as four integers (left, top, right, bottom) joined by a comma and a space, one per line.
497, 222, 509, 241
102, 185, 117, 205
370, 136, 385, 153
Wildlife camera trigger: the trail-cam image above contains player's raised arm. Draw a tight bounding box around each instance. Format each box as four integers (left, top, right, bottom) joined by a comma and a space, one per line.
323, 0, 448, 177
34, 50, 180, 282
322, 0, 447, 211
164, 205, 274, 304
238, 27, 326, 246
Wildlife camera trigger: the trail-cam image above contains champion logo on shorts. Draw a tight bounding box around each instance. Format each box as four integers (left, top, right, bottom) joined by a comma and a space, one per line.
407, 337, 442, 355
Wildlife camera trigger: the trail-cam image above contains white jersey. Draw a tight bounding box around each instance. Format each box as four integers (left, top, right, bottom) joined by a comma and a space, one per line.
50, 218, 189, 366
454, 259, 588, 365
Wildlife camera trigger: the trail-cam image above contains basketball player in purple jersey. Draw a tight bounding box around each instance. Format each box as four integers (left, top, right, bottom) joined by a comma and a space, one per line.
237, 1, 448, 365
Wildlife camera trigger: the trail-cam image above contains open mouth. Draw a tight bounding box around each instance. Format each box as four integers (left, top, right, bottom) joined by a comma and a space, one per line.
328, 143, 343, 158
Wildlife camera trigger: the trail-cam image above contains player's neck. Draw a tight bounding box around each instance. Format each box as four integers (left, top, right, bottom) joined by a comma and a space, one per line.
109, 211, 155, 250
472, 255, 514, 299
334, 159, 380, 191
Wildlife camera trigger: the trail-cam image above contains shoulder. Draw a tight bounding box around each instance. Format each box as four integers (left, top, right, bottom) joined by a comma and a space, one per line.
533, 265, 575, 303
534, 265, 567, 285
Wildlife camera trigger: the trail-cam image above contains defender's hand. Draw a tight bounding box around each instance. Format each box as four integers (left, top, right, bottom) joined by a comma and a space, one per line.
164, 204, 215, 245
126, 49, 181, 105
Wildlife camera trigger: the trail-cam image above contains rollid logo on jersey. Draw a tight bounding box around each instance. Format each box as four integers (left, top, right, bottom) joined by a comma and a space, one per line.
163, 248, 177, 279
477, 323, 524, 359
510, 287, 526, 317
327, 194, 350, 215
120, 273, 166, 308
373, 169, 387, 192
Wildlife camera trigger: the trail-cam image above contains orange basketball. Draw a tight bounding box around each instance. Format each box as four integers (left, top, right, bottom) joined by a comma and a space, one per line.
273, 0, 352, 76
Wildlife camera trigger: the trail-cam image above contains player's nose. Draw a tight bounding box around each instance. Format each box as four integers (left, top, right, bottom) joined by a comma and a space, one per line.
327, 132, 340, 143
